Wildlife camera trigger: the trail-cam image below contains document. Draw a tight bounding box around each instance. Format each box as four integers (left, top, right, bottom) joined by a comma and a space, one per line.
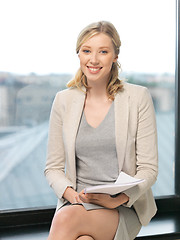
84, 172, 145, 195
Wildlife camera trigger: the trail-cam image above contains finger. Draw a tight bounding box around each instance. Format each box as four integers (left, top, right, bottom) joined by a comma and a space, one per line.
75, 195, 83, 203
78, 189, 86, 196
86, 193, 100, 200
79, 194, 89, 203
78, 192, 85, 201
73, 196, 78, 204
77, 196, 83, 203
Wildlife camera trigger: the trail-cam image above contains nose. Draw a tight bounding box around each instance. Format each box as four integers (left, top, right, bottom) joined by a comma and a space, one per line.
90, 52, 99, 65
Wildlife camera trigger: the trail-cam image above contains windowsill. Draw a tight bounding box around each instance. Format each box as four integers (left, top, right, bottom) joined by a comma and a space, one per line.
136, 211, 180, 239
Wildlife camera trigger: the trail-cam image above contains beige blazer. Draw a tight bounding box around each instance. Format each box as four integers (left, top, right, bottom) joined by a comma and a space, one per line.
45, 82, 158, 226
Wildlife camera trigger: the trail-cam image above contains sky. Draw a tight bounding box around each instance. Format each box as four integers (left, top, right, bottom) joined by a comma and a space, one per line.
0, 0, 176, 75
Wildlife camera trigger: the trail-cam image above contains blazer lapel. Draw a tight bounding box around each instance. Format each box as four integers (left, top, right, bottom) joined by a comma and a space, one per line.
114, 90, 129, 173
64, 90, 86, 186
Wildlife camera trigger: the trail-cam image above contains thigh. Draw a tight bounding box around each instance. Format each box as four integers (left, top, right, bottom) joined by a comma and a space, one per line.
58, 205, 119, 240
85, 207, 119, 240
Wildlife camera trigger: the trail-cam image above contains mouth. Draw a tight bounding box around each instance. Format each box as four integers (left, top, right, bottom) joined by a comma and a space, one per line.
87, 66, 102, 73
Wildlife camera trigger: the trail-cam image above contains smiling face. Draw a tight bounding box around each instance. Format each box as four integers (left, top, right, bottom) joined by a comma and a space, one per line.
78, 33, 118, 86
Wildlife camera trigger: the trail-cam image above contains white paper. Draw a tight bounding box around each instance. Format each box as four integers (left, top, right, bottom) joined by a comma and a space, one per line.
84, 172, 145, 195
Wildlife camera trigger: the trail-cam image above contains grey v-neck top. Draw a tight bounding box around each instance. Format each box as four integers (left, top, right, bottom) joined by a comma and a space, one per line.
75, 102, 119, 192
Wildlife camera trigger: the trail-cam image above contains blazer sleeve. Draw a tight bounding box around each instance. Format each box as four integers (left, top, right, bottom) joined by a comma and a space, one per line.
123, 87, 158, 207
44, 92, 73, 201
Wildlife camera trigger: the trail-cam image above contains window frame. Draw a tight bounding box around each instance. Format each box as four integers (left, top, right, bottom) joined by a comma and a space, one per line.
0, 0, 179, 230
175, 0, 180, 196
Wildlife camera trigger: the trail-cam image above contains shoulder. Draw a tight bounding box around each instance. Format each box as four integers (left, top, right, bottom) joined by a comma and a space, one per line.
52, 87, 85, 111
56, 87, 84, 98
116, 82, 153, 111
122, 82, 151, 102
55, 87, 85, 102
123, 81, 148, 95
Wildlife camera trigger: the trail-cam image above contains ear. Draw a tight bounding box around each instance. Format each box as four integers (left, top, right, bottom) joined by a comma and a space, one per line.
113, 55, 118, 63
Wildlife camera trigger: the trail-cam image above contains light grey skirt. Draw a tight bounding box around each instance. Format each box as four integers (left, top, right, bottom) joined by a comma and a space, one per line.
114, 205, 141, 240
60, 202, 141, 240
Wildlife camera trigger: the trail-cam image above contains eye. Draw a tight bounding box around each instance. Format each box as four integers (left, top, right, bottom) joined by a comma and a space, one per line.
100, 50, 108, 54
83, 49, 90, 53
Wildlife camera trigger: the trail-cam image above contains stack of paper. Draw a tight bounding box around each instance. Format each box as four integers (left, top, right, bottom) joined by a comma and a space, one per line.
84, 172, 145, 195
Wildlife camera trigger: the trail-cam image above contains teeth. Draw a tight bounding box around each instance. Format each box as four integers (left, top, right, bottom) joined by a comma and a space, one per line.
88, 67, 101, 72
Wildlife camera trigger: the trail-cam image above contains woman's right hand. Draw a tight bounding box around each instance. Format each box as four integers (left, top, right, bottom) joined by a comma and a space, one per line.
63, 186, 83, 204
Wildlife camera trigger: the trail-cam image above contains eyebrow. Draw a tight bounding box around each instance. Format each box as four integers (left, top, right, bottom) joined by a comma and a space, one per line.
81, 45, 110, 49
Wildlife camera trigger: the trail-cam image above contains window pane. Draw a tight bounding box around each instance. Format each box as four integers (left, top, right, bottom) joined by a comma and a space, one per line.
0, 0, 175, 210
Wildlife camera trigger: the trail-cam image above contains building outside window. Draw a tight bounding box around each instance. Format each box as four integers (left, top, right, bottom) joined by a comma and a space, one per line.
0, 0, 176, 210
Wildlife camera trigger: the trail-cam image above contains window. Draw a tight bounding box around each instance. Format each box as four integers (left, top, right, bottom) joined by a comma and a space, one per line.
0, 0, 176, 211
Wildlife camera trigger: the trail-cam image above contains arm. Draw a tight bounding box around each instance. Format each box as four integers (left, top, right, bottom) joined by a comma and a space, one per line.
44, 92, 74, 202
123, 87, 158, 207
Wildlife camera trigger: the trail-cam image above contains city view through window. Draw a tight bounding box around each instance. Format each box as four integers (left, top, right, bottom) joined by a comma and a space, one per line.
0, 0, 175, 210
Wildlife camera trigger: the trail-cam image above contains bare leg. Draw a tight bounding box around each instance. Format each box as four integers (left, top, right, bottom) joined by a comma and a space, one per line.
47, 205, 119, 240
77, 236, 94, 240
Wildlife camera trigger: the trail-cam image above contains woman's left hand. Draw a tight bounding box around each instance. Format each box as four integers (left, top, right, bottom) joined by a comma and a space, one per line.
78, 190, 129, 209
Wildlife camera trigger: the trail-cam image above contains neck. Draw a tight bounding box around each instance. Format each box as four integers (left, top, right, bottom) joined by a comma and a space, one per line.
86, 81, 109, 102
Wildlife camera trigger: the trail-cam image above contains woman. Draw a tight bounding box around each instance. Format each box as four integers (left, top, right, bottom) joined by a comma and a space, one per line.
45, 21, 158, 240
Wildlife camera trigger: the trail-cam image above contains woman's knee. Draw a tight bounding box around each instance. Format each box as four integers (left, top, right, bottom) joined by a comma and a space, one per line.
77, 236, 94, 240
48, 206, 86, 239
52, 205, 84, 230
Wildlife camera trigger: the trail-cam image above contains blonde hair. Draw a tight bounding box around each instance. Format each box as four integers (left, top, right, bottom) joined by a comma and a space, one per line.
67, 21, 123, 100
